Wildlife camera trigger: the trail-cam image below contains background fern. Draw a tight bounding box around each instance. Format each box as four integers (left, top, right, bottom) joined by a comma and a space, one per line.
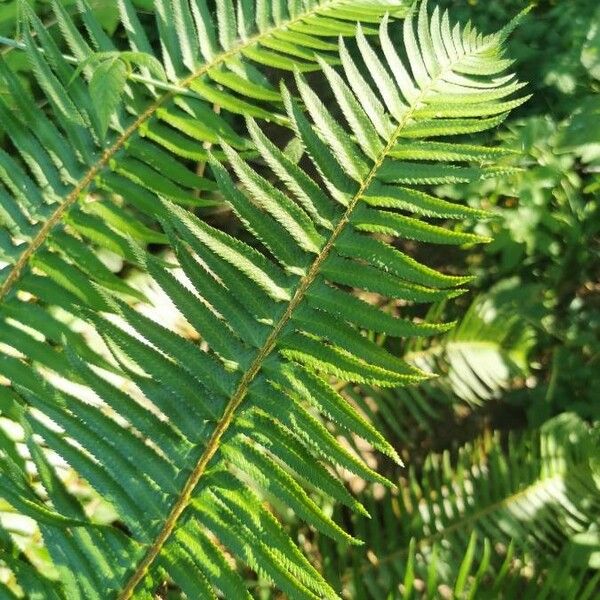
343, 293, 535, 446
0, 0, 597, 598
319, 412, 600, 598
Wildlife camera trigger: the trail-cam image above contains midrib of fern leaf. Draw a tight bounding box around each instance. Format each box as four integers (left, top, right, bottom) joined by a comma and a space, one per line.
0, 0, 411, 302
1, 3, 528, 599
115, 4, 529, 597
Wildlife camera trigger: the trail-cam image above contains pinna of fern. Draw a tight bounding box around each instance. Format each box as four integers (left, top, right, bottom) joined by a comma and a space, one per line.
1, 2, 528, 598
320, 413, 600, 599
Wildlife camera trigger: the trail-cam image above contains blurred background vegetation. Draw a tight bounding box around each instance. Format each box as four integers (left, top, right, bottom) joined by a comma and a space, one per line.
0, 0, 597, 597
325, 1, 600, 596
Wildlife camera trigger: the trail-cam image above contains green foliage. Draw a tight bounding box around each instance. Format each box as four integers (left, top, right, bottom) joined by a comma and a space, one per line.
0, 0, 596, 599
407, 294, 535, 406
345, 293, 535, 446
0, 0, 530, 597
0, 0, 129, 36
70, 50, 167, 137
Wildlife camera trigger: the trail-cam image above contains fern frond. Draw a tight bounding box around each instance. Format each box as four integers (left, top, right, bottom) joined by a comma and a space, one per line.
0, 3, 528, 598
413, 295, 535, 405
321, 413, 600, 598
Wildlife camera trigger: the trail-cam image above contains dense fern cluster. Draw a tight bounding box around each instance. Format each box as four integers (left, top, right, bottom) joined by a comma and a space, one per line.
0, 0, 595, 598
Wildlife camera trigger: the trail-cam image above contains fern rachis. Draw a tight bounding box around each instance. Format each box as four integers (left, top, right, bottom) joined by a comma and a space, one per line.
118, 78, 432, 597
119, 8, 526, 594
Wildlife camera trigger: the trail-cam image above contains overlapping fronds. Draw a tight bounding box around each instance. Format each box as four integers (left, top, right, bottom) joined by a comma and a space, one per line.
0, 0, 413, 298
409, 295, 535, 404
0, 2, 528, 598
346, 295, 535, 442
320, 413, 600, 599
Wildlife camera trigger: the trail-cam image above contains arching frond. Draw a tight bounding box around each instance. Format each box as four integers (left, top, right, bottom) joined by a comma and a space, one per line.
0, 3, 528, 598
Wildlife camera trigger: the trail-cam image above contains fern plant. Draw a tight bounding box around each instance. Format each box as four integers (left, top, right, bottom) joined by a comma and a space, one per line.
320, 413, 600, 599
406, 295, 535, 405
0, 1, 530, 597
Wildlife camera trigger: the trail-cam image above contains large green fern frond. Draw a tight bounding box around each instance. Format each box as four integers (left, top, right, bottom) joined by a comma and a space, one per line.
320, 413, 600, 598
1, 3, 528, 598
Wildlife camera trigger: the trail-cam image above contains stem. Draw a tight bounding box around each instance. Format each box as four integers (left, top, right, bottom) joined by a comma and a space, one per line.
0, 35, 201, 99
